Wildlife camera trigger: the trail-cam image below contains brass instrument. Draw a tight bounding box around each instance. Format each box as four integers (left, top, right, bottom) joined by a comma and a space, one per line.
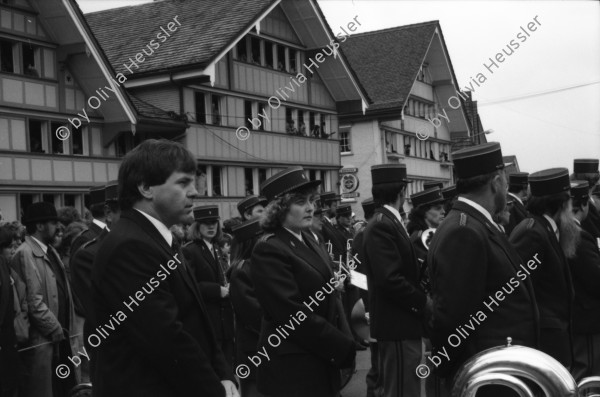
421, 228, 436, 250
452, 337, 600, 396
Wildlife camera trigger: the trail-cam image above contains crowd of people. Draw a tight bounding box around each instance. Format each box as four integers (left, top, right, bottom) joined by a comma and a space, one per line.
0, 138, 599, 397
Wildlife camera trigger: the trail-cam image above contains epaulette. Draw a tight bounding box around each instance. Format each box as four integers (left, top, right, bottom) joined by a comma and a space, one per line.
257, 233, 275, 244
459, 213, 467, 226
80, 238, 98, 251
182, 241, 193, 248
376, 213, 383, 222
526, 218, 535, 229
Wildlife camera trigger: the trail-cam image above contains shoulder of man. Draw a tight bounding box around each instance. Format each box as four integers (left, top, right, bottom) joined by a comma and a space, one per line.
256, 233, 275, 245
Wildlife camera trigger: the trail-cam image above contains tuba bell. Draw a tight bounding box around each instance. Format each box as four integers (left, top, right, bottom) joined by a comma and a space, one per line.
452, 337, 600, 396
421, 228, 436, 250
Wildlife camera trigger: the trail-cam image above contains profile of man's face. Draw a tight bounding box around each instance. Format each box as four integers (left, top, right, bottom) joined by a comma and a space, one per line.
38, 221, 57, 244
493, 172, 508, 215
150, 171, 198, 227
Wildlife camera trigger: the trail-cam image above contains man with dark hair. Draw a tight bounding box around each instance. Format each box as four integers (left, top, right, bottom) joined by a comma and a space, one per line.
92, 139, 237, 397
363, 164, 432, 397
236, 195, 267, 221
572, 159, 600, 239
510, 167, 576, 368
70, 185, 107, 256
429, 142, 538, 397
12, 202, 77, 397
506, 172, 530, 235
568, 181, 600, 381
441, 185, 457, 215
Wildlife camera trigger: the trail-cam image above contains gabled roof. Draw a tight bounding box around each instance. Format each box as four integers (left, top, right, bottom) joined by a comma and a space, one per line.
85, 0, 275, 77
340, 21, 438, 111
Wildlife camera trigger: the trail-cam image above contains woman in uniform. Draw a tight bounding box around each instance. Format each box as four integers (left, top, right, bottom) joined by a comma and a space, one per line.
251, 166, 356, 397
228, 219, 264, 397
182, 205, 235, 367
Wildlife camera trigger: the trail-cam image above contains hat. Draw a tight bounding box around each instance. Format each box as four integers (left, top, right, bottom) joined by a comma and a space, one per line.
320, 191, 341, 204
411, 187, 444, 208
452, 142, 506, 179
509, 172, 529, 188
193, 205, 220, 222
570, 180, 589, 201
371, 164, 410, 185
22, 202, 58, 225
573, 159, 599, 174
529, 168, 571, 197
441, 185, 457, 200
260, 166, 321, 202
232, 219, 263, 242
105, 180, 118, 203
423, 181, 443, 190
361, 198, 376, 214
336, 204, 352, 217
90, 184, 105, 206
237, 195, 268, 216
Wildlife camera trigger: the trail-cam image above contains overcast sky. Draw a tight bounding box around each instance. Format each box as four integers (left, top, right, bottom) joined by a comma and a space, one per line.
77, 0, 600, 173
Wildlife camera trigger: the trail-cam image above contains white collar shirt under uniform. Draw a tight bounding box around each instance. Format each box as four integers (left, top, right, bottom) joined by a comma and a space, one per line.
457, 197, 503, 232
135, 208, 173, 247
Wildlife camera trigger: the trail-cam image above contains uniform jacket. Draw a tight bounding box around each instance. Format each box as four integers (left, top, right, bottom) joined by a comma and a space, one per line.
429, 201, 539, 377
251, 227, 355, 397
92, 209, 233, 397
70, 221, 103, 257
11, 235, 78, 397
510, 215, 572, 365
363, 206, 428, 341
182, 240, 235, 342
228, 259, 261, 379
351, 230, 369, 312
583, 203, 600, 240
568, 224, 600, 334
506, 194, 529, 236
322, 218, 345, 268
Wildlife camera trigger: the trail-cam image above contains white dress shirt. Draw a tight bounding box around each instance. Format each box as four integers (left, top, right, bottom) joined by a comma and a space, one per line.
284, 227, 304, 243
457, 197, 503, 232
135, 209, 173, 247
92, 218, 109, 231
30, 236, 48, 254
543, 214, 560, 241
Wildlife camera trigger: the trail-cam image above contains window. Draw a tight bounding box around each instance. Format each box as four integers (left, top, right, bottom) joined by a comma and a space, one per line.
265, 42, 275, 69
340, 131, 351, 153
212, 166, 223, 197
19, 193, 35, 219
194, 92, 206, 124
114, 132, 141, 157
277, 45, 286, 71
258, 168, 267, 186
289, 49, 297, 73
196, 164, 208, 196
258, 103, 266, 131
249, 37, 261, 65
385, 131, 396, 153
50, 123, 64, 154
298, 111, 306, 136
285, 107, 296, 134
244, 168, 254, 196
0, 40, 14, 73
244, 100, 253, 129
236, 39, 248, 62
210, 95, 221, 125
28, 120, 44, 153
72, 125, 83, 155
22, 44, 39, 77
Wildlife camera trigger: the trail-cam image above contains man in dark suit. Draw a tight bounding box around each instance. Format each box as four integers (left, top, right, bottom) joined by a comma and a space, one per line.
569, 181, 600, 381
363, 164, 432, 397
91, 139, 237, 397
70, 184, 107, 256
182, 205, 235, 368
506, 172, 529, 236
429, 142, 538, 397
70, 180, 120, 380
320, 192, 344, 267
572, 159, 600, 239
510, 167, 575, 368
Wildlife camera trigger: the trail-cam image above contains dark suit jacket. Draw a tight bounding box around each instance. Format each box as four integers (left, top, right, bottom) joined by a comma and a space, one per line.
583, 203, 600, 240
228, 259, 261, 379
351, 230, 369, 312
70, 221, 103, 257
506, 194, 528, 236
569, 224, 600, 334
251, 227, 355, 397
182, 240, 234, 342
510, 215, 573, 365
363, 206, 428, 341
322, 218, 345, 268
92, 210, 232, 397
429, 201, 538, 377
